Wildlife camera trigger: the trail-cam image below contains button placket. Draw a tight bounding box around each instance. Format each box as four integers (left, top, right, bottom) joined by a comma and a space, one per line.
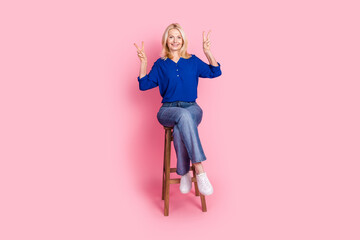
176, 64, 179, 77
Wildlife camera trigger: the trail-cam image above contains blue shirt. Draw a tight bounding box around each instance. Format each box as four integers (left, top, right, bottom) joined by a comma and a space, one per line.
137, 54, 222, 103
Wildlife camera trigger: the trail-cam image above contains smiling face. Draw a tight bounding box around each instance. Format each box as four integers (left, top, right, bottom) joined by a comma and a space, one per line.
167, 28, 183, 53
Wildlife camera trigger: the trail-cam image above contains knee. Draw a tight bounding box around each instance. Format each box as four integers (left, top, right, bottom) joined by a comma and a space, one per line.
177, 111, 193, 124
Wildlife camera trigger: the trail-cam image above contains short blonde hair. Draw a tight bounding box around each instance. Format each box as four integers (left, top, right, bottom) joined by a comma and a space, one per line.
161, 23, 192, 60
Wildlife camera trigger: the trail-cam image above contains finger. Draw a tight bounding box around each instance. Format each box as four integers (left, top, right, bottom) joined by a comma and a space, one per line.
142, 41, 144, 50
207, 30, 211, 40
203, 31, 206, 42
134, 43, 140, 50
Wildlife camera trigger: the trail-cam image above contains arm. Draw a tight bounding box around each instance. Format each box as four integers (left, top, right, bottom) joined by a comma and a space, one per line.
204, 50, 219, 67
134, 41, 148, 78
138, 61, 159, 91
139, 61, 147, 79
203, 30, 219, 67
134, 41, 159, 91
196, 55, 222, 78
197, 30, 221, 78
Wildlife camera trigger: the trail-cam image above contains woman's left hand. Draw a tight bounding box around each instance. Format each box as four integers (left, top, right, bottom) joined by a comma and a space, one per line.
203, 30, 211, 54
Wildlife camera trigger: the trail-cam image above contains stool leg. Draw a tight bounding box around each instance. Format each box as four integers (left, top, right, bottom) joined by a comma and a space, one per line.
164, 129, 172, 216
162, 156, 165, 200
200, 193, 207, 212
192, 165, 200, 196
191, 165, 207, 212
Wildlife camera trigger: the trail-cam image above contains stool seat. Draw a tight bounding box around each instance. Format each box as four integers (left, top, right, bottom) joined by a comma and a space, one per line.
161, 126, 207, 216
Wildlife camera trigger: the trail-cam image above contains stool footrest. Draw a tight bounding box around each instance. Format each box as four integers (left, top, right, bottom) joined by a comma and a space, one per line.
170, 166, 196, 173
169, 179, 180, 184
168, 177, 198, 184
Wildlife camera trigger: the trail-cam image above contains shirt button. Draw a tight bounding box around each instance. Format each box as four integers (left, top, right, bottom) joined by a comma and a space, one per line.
176, 69, 178, 71
177, 75, 179, 77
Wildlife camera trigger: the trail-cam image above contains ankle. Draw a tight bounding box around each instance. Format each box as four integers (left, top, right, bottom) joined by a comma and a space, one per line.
193, 163, 205, 175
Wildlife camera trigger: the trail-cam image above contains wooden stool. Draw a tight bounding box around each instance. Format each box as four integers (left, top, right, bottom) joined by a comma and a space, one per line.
161, 126, 207, 216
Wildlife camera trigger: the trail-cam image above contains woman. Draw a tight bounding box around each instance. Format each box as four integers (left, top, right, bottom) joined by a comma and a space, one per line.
134, 23, 222, 196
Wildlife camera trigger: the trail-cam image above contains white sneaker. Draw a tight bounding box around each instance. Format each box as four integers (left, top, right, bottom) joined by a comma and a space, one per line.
179, 171, 192, 194
196, 172, 213, 196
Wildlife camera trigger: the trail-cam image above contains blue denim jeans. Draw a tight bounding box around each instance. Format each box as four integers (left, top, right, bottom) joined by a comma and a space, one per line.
157, 101, 207, 176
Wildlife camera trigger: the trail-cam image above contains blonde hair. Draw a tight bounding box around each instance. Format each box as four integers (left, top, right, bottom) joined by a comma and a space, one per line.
161, 23, 192, 60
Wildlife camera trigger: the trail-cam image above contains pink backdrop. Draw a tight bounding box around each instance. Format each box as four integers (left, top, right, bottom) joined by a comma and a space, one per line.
1, 0, 359, 239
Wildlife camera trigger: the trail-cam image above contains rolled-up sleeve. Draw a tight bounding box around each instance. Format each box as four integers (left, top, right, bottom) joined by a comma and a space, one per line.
138, 61, 159, 91
196, 56, 222, 78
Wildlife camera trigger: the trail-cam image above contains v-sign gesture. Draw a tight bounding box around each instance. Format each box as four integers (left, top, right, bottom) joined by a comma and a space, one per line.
202, 30, 219, 67
134, 41, 147, 63
203, 30, 211, 54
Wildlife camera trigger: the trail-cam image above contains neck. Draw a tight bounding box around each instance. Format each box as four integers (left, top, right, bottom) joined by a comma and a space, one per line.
170, 51, 180, 58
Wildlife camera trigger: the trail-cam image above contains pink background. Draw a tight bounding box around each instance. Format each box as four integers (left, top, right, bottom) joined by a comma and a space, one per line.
1, 0, 359, 239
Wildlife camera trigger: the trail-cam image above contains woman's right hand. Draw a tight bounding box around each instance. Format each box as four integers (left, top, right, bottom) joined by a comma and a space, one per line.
134, 41, 147, 63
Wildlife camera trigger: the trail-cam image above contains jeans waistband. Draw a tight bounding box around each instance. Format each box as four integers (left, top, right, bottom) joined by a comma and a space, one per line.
162, 101, 196, 107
